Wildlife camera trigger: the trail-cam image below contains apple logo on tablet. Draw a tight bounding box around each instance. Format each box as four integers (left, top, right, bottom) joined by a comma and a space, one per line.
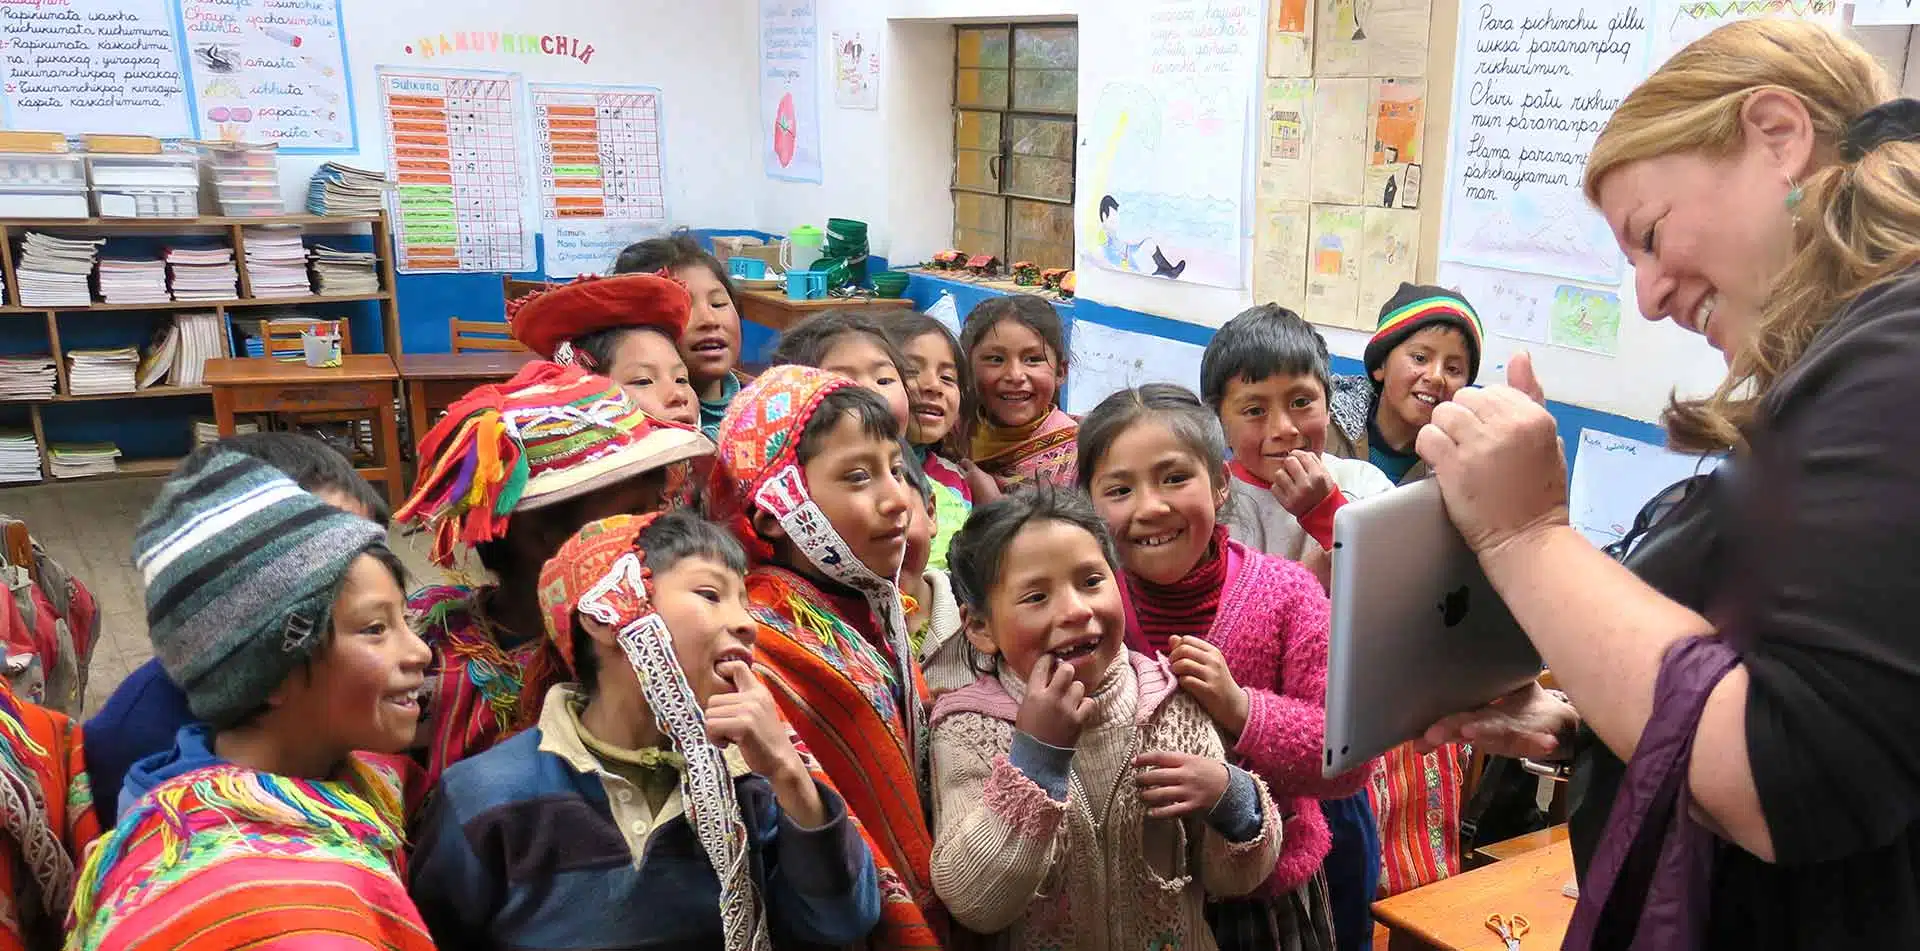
1439, 586, 1470, 627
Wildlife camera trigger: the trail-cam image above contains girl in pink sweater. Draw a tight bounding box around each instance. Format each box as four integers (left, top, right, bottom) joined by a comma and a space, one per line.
1077, 383, 1373, 951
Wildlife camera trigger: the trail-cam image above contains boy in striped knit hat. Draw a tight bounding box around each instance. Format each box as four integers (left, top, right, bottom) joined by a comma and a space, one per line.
66, 452, 435, 951
1327, 282, 1485, 486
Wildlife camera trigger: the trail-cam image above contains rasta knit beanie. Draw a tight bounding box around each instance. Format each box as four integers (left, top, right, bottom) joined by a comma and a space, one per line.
134, 451, 387, 726
1362, 282, 1485, 385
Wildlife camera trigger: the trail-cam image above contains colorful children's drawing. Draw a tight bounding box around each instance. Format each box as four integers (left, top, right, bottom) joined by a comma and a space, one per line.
1549, 285, 1623, 355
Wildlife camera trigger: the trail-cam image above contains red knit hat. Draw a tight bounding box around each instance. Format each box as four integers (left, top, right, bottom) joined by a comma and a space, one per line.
508, 272, 692, 366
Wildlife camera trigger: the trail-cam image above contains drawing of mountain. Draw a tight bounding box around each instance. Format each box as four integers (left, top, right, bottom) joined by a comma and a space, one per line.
1462, 196, 1619, 270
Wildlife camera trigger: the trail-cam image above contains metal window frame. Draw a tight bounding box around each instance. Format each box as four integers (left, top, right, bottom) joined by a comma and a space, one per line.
951, 22, 1077, 267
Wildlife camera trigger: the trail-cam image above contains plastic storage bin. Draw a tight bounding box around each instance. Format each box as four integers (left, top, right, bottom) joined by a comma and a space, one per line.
197, 142, 278, 169
0, 185, 89, 218
96, 188, 199, 218
87, 154, 199, 189
216, 197, 284, 217
0, 153, 86, 189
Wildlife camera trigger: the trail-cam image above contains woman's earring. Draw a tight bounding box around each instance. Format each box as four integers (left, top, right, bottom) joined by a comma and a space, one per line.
1785, 181, 1804, 212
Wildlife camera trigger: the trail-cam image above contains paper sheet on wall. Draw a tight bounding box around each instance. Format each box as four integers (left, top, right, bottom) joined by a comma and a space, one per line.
1569, 429, 1719, 547
1266, 0, 1315, 76
1359, 207, 1419, 321
1077, 0, 1259, 290
1549, 284, 1623, 355
1852, 0, 1920, 25
1315, 0, 1431, 77
181, 0, 356, 149
1308, 77, 1368, 205
1440, 2, 1647, 285
0, 0, 191, 137
1439, 261, 1551, 344
1306, 204, 1366, 329
1259, 79, 1312, 202
829, 27, 880, 109
1253, 198, 1310, 309
1652, 0, 1838, 64
378, 68, 535, 273
531, 83, 668, 278
1065, 320, 1207, 416
1365, 78, 1424, 209
760, 0, 823, 182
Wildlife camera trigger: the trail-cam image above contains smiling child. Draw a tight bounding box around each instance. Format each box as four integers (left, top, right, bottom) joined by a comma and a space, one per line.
963, 297, 1078, 491
409, 511, 882, 949
930, 486, 1282, 949
614, 236, 747, 440
69, 453, 434, 950
509, 272, 701, 428
884, 311, 988, 567
1328, 284, 1485, 485
708, 364, 941, 947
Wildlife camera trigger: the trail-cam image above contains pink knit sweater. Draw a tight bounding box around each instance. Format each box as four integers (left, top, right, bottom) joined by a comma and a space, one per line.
1199, 537, 1371, 894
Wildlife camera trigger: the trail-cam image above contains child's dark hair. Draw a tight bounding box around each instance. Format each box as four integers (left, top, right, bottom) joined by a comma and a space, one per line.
959, 296, 1070, 395
771, 310, 911, 380
1074, 383, 1228, 494
567, 324, 678, 375
472, 468, 671, 575
182, 432, 389, 525
613, 234, 737, 307
796, 385, 903, 465
879, 311, 976, 458
897, 437, 932, 503
1199, 303, 1333, 410
568, 511, 747, 700
947, 485, 1120, 617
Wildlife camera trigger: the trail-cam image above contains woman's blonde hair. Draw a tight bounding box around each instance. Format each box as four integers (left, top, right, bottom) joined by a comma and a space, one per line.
1584, 19, 1920, 452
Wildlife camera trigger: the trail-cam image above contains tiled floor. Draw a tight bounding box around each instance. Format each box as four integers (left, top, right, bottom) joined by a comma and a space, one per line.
0, 477, 439, 720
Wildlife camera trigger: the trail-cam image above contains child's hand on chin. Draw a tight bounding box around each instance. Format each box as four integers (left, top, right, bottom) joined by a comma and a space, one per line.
706, 660, 827, 825
1014, 655, 1096, 749
1133, 751, 1229, 818
1271, 449, 1335, 517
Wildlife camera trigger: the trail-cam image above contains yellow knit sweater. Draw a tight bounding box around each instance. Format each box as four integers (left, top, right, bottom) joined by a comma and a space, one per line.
929, 652, 1284, 949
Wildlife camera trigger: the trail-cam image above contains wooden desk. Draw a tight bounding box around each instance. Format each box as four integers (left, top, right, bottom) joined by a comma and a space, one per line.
205, 355, 406, 501
1474, 824, 1571, 865
399, 351, 539, 447
736, 287, 913, 333
1373, 841, 1576, 951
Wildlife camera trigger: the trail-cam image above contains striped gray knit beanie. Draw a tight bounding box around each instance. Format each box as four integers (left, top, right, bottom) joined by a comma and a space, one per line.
134, 451, 386, 726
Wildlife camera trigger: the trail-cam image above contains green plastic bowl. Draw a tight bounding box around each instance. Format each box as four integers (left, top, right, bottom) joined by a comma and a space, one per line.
870, 271, 910, 298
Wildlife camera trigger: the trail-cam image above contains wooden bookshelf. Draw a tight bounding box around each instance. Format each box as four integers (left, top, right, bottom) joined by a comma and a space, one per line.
0, 212, 399, 483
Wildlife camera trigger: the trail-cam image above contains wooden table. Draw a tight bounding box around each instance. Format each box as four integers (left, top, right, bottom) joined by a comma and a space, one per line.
1474, 824, 1571, 866
205, 355, 406, 501
1373, 841, 1576, 951
736, 287, 914, 333
399, 351, 538, 447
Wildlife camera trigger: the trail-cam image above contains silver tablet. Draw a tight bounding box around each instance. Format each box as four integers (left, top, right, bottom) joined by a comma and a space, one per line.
1323, 477, 1542, 777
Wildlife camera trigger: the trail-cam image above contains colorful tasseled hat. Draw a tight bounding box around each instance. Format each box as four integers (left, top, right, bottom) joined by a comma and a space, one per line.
395, 361, 712, 567
705, 363, 858, 563
535, 513, 657, 670
508, 272, 691, 369
1363, 283, 1486, 384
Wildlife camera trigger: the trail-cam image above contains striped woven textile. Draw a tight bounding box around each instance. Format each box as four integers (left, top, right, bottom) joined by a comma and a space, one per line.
0, 679, 97, 951
1368, 741, 1468, 897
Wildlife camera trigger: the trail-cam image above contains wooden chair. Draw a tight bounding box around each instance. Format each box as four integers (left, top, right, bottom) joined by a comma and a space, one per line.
257, 320, 381, 463
503, 276, 551, 302
449, 318, 527, 354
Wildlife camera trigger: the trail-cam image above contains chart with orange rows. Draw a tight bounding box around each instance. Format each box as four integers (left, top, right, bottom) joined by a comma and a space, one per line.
378, 69, 532, 273
531, 85, 666, 224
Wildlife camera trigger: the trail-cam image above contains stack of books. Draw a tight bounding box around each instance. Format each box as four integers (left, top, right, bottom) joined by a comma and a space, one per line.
96, 256, 169, 305
0, 355, 56, 400
67, 347, 139, 395
243, 226, 312, 298
306, 162, 388, 215
166, 246, 238, 301
136, 311, 224, 388
0, 431, 39, 483
193, 417, 260, 450
16, 233, 101, 306
309, 246, 379, 296
48, 442, 120, 479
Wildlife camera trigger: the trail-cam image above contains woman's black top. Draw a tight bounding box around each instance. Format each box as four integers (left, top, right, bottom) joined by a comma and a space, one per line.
1567, 266, 1920, 949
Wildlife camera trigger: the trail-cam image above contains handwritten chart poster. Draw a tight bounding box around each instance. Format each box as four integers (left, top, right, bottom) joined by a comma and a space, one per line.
1652, 0, 1837, 65
1569, 429, 1718, 547
829, 26, 879, 109
378, 68, 533, 273
0, 0, 190, 136
1066, 319, 1207, 415
531, 83, 667, 278
760, 0, 822, 182
1315, 0, 1431, 77
1079, 0, 1260, 290
181, 0, 356, 150
1440, 2, 1647, 285
1266, 0, 1313, 76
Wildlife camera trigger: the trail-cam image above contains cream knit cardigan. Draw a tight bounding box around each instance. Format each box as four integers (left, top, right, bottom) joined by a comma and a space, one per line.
929, 651, 1284, 949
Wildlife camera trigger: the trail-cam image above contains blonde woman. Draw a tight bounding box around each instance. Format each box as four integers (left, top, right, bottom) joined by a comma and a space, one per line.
1415, 20, 1920, 951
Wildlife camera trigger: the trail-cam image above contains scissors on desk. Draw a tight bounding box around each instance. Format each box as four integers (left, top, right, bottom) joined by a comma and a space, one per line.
1485, 913, 1530, 950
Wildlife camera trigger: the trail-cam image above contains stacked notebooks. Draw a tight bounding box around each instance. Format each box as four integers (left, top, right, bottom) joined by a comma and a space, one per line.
67, 348, 139, 396
193, 418, 259, 450
97, 256, 169, 305
309, 246, 378, 296
243, 226, 312, 298
16, 233, 101, 306
306, 162, 387, 215
166, 246, 238, 301
0, 431, 39, 483
49, 442, 120, 479
0, 355, 56, 400
136, 311, 225, 389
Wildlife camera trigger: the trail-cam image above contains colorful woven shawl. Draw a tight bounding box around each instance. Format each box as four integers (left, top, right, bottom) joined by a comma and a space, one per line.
66, 757, 431, 951
1368, 741, 1468, 897
972, 406, 1079, 490
0, 681, 95, 951
411, 584, 540, 795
